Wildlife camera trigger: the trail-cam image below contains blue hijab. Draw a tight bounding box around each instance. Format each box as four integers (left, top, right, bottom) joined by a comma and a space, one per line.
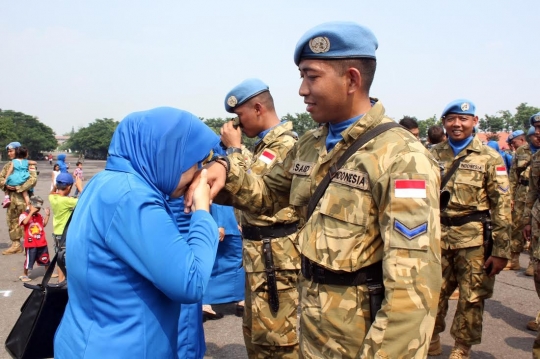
106, 107, 219, 196
57, 153, 68, 173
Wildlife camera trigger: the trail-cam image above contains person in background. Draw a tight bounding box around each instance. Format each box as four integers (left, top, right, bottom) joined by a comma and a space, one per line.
3, 146, 37, 210
0, 142, 37, 255
429, 99, 511, 358
56, 153, 69, 173
48, 153, 53, 166
487, 140, 513, 174
399, 115, 420, 139
72, 161, 84, 197
524, 126, 540, 278
428, 125, 447, 148
51, 164, 61, 191
18, 196, 50, 282
54, 107, 221, 358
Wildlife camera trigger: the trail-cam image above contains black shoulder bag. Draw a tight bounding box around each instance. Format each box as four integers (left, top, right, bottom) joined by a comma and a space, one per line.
305, 121, 399, 323
439, 153, 470, 211
5, 212, 74, 359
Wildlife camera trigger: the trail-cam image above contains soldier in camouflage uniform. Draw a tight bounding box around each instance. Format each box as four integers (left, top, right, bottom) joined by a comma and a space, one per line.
0, 142, 38, 255
220, 79, 300, 358
505, 130, 529, 271
428, 100, 511, 359
523, 116, 540, 349
190, 22, 442, 358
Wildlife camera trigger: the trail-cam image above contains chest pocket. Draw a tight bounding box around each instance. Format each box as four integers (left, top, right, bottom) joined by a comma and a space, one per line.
451, 171, 484, 208
318, 183, 371, 236
290, 174, 312, 207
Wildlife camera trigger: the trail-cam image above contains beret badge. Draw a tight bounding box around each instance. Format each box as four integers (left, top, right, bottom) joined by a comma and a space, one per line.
535, 115, 540, 122
309, 36, 330, 54
227, 96, 238, 108
461, 102, 470, 111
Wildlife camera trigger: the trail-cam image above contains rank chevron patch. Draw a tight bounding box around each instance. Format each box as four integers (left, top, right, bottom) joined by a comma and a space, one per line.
393, 219, 427, 240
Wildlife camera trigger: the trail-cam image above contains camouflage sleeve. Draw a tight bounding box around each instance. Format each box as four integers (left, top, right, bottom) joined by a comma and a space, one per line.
224, 138, 297, 216
509, 155, 518, 197
17, 170, 37, 193
0, 163, 10, 189
228, 152, 248, 171
486, 154, 512, 259
525, 153, 540, 221
361, 152, 442, 358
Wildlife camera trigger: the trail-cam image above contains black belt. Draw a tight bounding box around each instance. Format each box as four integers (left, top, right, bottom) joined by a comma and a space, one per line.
301, 256, 383, 286
520, 179, 530, 186
242, 222, 298, 240
440, 210, 490, 227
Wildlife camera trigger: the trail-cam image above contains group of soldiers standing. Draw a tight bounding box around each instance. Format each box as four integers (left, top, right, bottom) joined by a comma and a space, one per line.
190, 20, 540, 359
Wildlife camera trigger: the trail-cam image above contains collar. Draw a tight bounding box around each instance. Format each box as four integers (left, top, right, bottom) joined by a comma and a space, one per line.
254, 121, 294, 150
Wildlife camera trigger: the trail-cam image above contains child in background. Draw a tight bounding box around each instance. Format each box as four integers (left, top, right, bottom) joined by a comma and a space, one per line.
19, 196, 50, 282
49, 173, 78, 282
3, 146, 37, 209
72, 162, 84, 197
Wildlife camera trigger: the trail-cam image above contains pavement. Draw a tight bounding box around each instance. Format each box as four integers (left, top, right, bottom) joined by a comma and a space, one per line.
0, 156, 536, 358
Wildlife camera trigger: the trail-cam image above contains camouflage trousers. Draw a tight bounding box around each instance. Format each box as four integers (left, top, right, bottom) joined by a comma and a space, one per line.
511, 200, 527, 253
530, 207, 540, 261
6, 192, 25, 241
243, 270, 299, 359
433, 246, 494, 346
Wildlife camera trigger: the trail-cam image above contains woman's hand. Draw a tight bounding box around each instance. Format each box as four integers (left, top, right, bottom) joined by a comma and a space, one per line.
192, 169, 210, 212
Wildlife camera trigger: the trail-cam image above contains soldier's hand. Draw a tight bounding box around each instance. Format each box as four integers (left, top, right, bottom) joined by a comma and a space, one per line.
220, 120, 242, 149
192, 169, 210, 213
5, 185, 16, 191
184, 162, 226, 213
524, 224, 532, 241
485, 256, 508, 277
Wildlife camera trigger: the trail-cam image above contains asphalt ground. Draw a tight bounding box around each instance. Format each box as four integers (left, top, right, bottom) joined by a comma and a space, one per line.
0, 155, 536, 358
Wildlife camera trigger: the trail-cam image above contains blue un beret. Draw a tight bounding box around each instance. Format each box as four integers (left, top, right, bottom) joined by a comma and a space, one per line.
528, 126, 536, 136
293, 21, 378, 66
507, 130, 525, 143
530, 112, 540, 126
441, 99, 476, 118
224, 78, 269, 113
5, 142, 21, 150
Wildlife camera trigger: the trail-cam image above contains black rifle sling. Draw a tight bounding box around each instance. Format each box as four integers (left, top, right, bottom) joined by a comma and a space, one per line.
306, 121, 400, 220
440, 153, 470, 190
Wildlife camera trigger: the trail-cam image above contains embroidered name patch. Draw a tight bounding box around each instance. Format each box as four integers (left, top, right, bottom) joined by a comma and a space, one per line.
394, 179, 426, 198
258, 150, 276, 166
393, 219, 427, 240
496, 166, 507, 176
459, 163, 485, 172
331, 169, 369, 190
289, 160, 315, 176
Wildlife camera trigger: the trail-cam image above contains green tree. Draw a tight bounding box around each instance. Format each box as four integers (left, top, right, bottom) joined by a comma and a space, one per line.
417, 115, 439, 139
479, 113, 506, 133
0, 109, 57, 158
282, 112, 317, 138
66, 118, 119, 159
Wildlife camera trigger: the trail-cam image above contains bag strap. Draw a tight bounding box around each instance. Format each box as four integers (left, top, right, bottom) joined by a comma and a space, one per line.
307, 121, 400, 220
440, 153, 470, 190
40, 211, 74, 286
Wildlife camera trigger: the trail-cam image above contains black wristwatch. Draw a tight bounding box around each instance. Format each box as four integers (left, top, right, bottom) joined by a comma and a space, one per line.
226, 147, 242, 156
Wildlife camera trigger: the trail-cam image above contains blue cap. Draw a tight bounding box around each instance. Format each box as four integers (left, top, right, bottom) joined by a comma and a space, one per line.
224, 78, 269, 113
5, 142, 21, 150
56, 172, 74, 185
530, 112, 540, 126
507, 130, 525, 143
528, 126, 536, 136
294, 21, 378, 66
441, 99, 476, 118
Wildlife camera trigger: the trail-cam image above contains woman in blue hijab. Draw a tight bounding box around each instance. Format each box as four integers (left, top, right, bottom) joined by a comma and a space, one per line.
56, 153, 69, 173
54, 107, 220, 358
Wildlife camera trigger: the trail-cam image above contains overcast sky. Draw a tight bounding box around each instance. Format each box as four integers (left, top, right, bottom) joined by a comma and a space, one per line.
1, 1, 538, 135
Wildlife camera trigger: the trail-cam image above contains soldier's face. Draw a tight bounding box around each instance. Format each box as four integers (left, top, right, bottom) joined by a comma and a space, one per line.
298, 59, 349, 124
234, 105, 260, 138
7, 148, 15, 159
510, 136, 526, 150
442, 115, 478, 141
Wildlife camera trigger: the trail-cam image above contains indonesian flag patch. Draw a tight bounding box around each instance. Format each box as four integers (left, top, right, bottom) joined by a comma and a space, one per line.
496, 166, 507, 176
394, 179, 426, 198
259, 150, 276, 165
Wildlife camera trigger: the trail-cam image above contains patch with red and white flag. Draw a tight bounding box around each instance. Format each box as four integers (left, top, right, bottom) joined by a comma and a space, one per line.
496, 166, 507, 176
394, 179, 427, 198
258, 149, 277, 166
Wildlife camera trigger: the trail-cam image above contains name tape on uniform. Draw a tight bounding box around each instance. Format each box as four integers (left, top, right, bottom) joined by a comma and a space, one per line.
394, 179, 426, 198
258, 150, 276, 166
496, 166, 507, 176
289, 160, 315, 176
331, 169, 369, 190
458, 163, 485, 172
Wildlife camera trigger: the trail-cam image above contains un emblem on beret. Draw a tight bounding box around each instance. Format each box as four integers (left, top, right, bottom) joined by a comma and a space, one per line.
461, 102, 470, 111
535, 115, 540, 122
309, 36, 330, 54
227, 96, 238, 108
